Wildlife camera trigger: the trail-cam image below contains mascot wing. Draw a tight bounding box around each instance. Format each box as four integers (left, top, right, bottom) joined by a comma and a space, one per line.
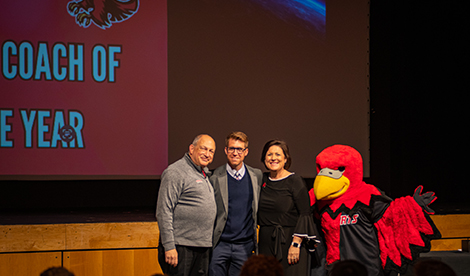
104, 0, 139, 25
375, 195, 441, 274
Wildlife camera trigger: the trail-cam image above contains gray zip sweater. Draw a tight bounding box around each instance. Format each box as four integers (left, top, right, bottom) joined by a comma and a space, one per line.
156, 153, 216, 250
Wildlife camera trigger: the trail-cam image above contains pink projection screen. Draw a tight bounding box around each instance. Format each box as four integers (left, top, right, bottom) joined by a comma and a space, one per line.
0, 1, 168, 179
1, 0, 369, 180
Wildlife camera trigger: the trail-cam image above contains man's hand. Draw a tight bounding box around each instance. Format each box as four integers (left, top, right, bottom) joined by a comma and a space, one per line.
165, 249, 178, 267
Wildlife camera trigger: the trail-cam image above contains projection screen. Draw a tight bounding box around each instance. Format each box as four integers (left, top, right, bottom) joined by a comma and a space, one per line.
0, 0, 168, 179
1, 0, 369, 179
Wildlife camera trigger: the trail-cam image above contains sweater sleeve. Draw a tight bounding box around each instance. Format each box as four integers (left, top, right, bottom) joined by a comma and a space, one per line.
156, 167, 184, 251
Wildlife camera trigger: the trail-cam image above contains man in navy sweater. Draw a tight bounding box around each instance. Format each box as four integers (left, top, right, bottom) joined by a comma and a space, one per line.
209, 131, 263, 276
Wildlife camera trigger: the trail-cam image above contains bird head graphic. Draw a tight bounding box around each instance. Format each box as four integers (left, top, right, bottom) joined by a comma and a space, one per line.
67, 0, 139, 29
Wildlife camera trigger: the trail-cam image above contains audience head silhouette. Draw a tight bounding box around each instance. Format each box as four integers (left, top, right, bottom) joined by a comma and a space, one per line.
240, 254, 284, 276
413, 259, 456, 276
40, 267, 74, 276
329, 259, 368, 276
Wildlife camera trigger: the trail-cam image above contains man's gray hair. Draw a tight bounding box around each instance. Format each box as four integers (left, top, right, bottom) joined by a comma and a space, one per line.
192, 134, 209, 146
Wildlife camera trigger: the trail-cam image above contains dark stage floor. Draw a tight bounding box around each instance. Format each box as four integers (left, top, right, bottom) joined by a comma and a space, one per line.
419, 251, 470, 276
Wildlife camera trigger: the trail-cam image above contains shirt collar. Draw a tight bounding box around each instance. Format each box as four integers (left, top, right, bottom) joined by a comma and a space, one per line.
184, 153, 209, 178
226, 163, 246, 179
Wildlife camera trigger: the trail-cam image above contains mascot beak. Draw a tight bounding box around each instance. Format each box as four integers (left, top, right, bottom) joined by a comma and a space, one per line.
314, 167, 350, 200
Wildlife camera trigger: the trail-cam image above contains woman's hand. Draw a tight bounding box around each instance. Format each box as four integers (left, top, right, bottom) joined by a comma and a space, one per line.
288, 236, 303, 264
288, 245, 300, 264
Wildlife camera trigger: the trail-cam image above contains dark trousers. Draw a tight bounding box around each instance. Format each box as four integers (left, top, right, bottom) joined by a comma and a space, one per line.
209, 240, 254, 276
158, 244, 211, 276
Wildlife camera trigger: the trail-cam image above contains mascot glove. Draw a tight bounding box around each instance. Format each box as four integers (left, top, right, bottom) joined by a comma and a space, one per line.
413, 185, 437, 214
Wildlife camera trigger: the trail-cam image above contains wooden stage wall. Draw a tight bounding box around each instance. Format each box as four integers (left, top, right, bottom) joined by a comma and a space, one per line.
0, 222, 162, 276
1, 215, 469, 275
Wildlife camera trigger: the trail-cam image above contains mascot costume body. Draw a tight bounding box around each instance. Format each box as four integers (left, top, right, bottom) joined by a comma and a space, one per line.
309, 145, 441, 276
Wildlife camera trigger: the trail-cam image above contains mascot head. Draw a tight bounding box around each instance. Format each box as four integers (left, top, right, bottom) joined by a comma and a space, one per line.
314, 144, 364, 201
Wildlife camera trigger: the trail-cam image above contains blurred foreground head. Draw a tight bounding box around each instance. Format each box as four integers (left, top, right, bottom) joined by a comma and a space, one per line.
240, 254, 284, 276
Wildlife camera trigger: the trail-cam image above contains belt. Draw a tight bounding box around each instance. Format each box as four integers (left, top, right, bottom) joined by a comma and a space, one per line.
271, 225, 286, 261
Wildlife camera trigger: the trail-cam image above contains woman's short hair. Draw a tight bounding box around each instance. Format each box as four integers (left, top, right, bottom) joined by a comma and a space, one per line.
261, 139, 292, 170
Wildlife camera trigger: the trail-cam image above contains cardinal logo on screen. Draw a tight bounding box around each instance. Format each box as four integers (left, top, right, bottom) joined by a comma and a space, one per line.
67, 0, 139, 29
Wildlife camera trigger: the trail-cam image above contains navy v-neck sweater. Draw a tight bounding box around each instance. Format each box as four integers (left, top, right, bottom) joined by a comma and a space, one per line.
220, 172, 254, 242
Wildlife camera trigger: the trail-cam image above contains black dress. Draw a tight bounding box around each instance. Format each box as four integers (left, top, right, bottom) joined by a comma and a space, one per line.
258, 172, 319, 276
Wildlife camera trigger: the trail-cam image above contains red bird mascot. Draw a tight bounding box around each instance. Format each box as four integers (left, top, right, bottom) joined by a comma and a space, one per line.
309, 144, 440, 276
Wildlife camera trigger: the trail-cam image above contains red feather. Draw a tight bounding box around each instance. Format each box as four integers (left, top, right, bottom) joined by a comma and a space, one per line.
376, 196, 435, 267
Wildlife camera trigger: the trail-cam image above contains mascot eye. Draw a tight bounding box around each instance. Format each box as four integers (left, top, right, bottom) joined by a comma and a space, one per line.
338, 166, 345, 172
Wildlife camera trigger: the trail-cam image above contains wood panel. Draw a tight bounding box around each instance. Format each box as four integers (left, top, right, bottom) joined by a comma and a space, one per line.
65, 222, 159, 250
430, 214, 470, 251
1, 215, 468, 254
0, 222, 159, 253
430, 214, 470, 238
63, 249, 163, 276
0, 252, 61, 276
134, 248, 163, 275
431, 239, 463, 251
0, 224, 65, 252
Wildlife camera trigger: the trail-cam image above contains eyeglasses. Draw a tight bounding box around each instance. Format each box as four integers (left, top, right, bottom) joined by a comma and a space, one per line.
227, 147, 246, 154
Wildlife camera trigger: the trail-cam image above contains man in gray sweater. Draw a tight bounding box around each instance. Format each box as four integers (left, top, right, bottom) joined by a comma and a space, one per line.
156, 134, 217, 276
